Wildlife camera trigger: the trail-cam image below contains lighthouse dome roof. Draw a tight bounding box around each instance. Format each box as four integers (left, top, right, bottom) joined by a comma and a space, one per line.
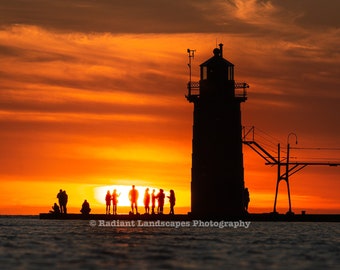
200, 48, 234, 67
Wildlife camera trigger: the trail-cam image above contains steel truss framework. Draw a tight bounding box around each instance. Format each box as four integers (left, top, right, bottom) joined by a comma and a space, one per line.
242, 126, 339, 214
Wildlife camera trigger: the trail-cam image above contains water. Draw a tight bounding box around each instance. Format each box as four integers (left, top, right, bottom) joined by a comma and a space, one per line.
0, 216, 339, 270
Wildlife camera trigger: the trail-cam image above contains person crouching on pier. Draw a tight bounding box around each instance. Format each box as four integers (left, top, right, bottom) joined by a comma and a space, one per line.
80, 200, 91, 215
50, 203, 60, 214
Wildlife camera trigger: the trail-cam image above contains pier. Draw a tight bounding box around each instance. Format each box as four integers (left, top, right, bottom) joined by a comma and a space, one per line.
39, 213, 340, 222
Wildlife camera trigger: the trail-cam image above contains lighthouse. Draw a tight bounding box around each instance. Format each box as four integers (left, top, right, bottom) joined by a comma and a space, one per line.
186, 44, 249, 217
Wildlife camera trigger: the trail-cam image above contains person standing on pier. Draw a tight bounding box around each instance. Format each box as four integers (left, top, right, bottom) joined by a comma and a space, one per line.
57, 189, 63, 213
144, 188, 150, 214
112, 189, 120, 215
58, 190, 68, 214
63, 190, 68, 214
244, 188, 250, 212
129, 185, 139, 214
167, 190, 176, 215
105, 190, 111, 214
151, 189, 156, 214
156, 189, 165, 214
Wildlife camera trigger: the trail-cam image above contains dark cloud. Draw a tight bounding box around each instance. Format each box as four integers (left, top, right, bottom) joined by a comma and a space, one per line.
0, 44, 24, 56
0, 94, 179, 117
1, 0, 339, 39
0, 0, 220, 33
0, 44, 78, 62
274, 0, 340, 28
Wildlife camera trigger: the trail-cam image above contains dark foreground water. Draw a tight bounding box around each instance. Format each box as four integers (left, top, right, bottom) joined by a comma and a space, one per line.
0, 216, 339, 270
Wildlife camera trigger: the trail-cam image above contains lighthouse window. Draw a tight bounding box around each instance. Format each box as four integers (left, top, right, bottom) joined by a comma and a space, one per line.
228, 66, 234, 80
201, 66, 208, 80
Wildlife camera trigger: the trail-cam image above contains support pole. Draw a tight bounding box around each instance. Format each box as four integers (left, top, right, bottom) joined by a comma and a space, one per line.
273, 143, 280, 213
286, 143, 293, 214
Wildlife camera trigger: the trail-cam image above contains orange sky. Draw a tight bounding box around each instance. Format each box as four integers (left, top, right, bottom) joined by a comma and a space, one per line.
0, 0, 339, 215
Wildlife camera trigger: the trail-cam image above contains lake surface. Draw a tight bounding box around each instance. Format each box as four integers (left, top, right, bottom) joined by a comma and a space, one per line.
0, 216, 339, 269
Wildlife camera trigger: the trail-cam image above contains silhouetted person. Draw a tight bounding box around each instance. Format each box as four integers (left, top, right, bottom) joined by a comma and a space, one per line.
144, 188, 150, 214
105, 190, 111, 214
112, 189, 120, 215
156, 189, 165, 214
80, 200, 91, 215
63, 190, 68, 214
151, 189, 156, 214
57, 189, 63, 212
167, 189, 176, 215
50, 203, 60, 214
57, 190, 68, 214
129, 185, 139, 214
244, 188, 250, 212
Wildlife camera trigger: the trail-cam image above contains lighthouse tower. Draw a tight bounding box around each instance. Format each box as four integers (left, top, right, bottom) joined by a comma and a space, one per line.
186, 44, 249, 217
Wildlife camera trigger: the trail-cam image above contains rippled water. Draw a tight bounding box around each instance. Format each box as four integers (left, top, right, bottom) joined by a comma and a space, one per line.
0, 216, 339, 269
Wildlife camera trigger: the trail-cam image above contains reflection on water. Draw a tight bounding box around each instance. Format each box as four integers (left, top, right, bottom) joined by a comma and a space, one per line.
0, 216, 339, 269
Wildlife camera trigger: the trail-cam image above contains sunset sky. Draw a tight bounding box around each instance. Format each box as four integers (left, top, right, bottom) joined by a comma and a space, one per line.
1, 0, 339, 215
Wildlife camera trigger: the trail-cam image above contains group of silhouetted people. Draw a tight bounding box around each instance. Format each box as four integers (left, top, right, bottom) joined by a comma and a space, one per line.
149, 188, 175, 215
56, 189, 68, 214
104, 185, 176, 215
50, 189, 91, 215
139, 186, 176, 215
49, 186, 247, 216
49, 186, 248, 215
105, 189, 120, 215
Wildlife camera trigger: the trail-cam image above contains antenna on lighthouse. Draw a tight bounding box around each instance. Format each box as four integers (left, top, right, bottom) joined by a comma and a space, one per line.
187, 48, 196, 84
